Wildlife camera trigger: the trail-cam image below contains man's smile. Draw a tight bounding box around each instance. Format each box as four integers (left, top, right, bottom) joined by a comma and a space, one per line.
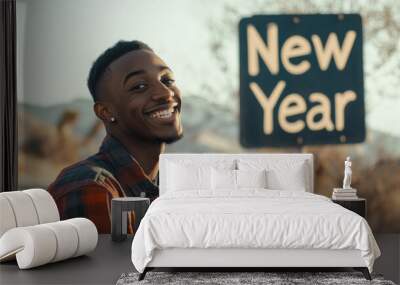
143, 102, 180, 124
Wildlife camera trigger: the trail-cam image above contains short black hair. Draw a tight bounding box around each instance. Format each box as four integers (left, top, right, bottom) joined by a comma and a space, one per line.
87, 40, 153, 101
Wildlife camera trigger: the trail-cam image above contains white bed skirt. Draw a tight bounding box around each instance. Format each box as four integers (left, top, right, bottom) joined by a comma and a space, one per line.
148, 248, 366, 268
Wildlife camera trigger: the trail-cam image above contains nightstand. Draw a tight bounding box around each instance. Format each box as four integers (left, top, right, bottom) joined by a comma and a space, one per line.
332, 198, 366, 218
111, 197, 150, 241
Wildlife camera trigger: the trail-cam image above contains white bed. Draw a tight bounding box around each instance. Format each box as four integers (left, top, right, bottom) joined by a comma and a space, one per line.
131, 154, 380, 280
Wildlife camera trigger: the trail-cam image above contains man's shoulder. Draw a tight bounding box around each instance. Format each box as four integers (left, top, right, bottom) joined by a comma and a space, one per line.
48, 153, 114, 191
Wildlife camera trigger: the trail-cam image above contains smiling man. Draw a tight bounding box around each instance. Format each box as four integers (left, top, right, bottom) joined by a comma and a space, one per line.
48, 41, 183, 233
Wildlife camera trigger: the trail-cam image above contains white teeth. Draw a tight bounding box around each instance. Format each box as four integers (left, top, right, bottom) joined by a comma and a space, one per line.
150, 108, 174, 119
148, 103, 179, 119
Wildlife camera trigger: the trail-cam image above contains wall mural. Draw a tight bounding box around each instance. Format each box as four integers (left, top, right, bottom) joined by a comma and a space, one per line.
17, 0, 400, 233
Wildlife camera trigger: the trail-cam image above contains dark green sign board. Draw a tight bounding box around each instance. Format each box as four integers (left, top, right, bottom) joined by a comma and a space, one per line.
239, 14, 365, 147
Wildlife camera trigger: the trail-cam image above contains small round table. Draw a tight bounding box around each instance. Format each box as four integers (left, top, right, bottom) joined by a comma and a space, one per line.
111, 197, 150, 242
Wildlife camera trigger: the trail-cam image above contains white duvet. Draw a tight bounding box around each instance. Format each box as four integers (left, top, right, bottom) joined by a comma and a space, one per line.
131, 190, 380, 273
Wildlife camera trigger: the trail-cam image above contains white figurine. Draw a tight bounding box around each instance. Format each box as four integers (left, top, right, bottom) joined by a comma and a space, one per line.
343, 156, 352, 189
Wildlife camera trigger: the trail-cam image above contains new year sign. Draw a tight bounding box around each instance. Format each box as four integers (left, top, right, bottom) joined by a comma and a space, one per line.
239, 14, 365, 147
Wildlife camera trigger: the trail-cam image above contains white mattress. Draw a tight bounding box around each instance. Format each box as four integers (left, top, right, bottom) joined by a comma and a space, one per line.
131, 190, 380, 273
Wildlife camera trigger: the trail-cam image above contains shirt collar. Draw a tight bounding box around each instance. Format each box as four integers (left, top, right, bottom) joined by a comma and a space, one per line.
99, 135, 158, 185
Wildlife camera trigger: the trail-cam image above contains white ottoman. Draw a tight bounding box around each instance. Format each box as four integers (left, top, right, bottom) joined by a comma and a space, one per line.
0, 189, 98, 269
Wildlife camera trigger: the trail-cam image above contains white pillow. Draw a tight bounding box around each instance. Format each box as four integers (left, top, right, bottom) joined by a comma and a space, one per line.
211, 168, 236, 190
166, 159, 236, 192
167, 163, 211, 191
237, 159, 309, 191
211, 169, 268, 190
236, 169, 267, 188
266, 168, 306, 191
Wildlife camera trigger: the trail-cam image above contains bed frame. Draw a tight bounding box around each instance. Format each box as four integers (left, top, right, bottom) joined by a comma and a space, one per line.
139, 154, 371, 280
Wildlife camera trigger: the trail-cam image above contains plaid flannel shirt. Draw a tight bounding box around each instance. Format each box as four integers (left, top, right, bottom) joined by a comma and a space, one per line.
47, 135, 159, 233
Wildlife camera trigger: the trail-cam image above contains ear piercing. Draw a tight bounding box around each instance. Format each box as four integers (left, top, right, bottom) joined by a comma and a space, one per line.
110, 117, 116, 123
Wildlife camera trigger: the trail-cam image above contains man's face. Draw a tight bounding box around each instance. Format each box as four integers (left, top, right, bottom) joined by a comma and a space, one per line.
99, 49, 183, 143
